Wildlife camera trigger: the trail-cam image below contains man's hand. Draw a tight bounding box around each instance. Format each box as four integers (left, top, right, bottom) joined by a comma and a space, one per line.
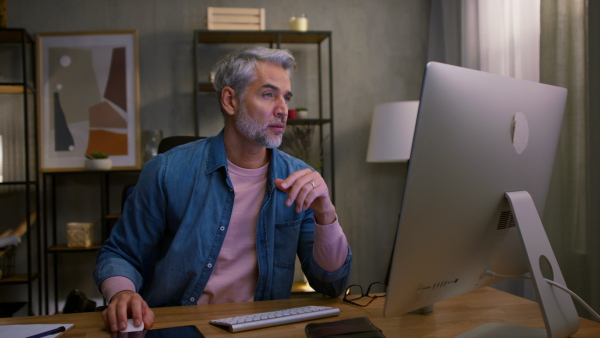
275, 168, 336, 224
102, 290, 154, 333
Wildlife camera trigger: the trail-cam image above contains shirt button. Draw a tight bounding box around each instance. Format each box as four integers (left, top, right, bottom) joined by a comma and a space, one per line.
189, 297, 195, 302
220, 226, 225, 231
207, 263, 213, 268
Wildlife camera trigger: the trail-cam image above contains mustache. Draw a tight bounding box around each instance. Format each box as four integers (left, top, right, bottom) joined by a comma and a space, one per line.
266, 118, 286, 126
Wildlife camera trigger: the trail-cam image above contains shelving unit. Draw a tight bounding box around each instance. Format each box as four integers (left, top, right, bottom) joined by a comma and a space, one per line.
193, 30, 335, 201
42, 169, 139, 314
0, 28, 41, 316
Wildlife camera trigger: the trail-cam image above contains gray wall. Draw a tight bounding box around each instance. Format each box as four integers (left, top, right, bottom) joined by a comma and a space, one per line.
4, 0, 431, 314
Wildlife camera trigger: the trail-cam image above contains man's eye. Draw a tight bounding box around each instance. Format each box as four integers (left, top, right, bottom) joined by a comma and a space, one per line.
263, 92, 274, 98
284, 96, 291, 102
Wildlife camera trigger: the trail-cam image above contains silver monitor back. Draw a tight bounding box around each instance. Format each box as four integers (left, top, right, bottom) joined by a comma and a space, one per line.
384, 62, 567, 317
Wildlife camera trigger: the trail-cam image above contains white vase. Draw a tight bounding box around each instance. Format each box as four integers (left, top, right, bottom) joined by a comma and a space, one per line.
84, 158, 112, 170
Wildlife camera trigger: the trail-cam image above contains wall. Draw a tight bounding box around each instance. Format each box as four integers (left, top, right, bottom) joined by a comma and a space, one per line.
587, 1, 600, 316
3, 0, 431, 315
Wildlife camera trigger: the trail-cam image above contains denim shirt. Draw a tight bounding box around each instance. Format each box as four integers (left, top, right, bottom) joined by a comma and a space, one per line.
94, 131, 352, 308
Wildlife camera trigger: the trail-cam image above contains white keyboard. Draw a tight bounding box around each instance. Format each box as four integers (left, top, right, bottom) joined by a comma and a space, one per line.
209, 305, 340, 333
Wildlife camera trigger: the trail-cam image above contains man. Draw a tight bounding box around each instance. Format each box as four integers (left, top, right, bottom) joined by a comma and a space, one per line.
94, 47, 352, 333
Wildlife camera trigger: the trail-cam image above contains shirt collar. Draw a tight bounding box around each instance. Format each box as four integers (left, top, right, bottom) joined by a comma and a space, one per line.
205, 129, 281, 195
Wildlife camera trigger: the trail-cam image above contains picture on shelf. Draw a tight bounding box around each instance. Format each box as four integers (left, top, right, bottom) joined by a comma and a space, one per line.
37, 30, 140, 172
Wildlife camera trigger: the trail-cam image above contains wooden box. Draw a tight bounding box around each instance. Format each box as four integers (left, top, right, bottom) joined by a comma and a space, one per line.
207, 7, 266, 31
66, 222, 94, 248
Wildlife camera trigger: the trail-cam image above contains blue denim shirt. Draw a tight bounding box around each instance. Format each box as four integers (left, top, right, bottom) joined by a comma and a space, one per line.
94, 131, 352, 308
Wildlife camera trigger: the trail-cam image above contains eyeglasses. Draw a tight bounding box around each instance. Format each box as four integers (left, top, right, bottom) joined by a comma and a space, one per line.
343, 282, 386, 307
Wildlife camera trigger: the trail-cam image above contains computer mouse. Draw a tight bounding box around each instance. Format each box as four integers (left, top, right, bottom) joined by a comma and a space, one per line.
120, 318, 145, 333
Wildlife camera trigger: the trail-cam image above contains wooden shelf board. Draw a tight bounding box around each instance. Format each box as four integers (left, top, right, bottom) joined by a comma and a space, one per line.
0, 84, 33, 94
195, 30, 330, 44
47, 244, 101, 253
198, 82, 215, 92
43, 169, 141, 175
0, 180, 37, 186
287, 118, 331, 125
0, 273, 39, 285
0, 29, 34, 44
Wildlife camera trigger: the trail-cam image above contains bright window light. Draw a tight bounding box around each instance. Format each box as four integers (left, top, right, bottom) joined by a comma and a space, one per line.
0, 134, 3, 182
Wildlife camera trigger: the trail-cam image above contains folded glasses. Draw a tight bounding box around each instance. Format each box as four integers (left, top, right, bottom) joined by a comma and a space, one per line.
343, 282, 387, 307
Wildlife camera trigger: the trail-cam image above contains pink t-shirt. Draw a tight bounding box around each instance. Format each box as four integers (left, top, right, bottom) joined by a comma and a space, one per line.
101, 161, 348, 304
198, 160, 266, 304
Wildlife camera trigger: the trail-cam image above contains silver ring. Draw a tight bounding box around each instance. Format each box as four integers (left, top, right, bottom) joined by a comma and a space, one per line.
310, 181, 316, 189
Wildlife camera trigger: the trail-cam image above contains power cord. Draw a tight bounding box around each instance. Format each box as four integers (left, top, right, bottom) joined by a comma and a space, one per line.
485, 270, 600, 322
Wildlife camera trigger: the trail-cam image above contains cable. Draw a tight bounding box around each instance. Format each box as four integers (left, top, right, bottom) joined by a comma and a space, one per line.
485, 270, 600, 322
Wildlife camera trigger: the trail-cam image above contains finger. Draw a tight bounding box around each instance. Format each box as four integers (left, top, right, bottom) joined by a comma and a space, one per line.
286, 173, 318, 208
302, 185, 322, 211
292, 175, 323, 212
274, 178, 289, 193
278, 168, 312, 190
129, 295, 144, 328
104, 304, 119, 333
101, 308, 111, 331
143, 307, 155, 329
296, 181, 317, 212
116, 295, 130, 331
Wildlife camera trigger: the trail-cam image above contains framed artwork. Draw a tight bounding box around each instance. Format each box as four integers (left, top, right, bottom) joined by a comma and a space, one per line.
37, 30, 140, 172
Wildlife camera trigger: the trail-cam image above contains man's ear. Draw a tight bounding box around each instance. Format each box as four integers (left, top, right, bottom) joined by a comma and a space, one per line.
221, 86, 238, 117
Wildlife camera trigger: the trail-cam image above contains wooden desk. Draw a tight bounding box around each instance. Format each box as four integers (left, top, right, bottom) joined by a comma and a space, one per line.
1, 287, 599, 337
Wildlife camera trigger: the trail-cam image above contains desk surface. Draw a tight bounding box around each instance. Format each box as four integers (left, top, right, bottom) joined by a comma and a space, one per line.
1, 287, 599, 337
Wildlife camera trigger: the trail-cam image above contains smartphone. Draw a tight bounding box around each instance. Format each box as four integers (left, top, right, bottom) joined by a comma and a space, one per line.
111, 325, 205, 338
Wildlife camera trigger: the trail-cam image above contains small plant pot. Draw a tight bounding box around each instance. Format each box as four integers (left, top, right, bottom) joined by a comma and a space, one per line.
297, 110, 309, 119
84, 158, 112, 170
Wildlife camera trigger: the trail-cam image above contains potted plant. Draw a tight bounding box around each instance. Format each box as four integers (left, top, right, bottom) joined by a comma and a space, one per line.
295, 107, 309, 119
281, 125, 323, 172
84, 152, 112, 170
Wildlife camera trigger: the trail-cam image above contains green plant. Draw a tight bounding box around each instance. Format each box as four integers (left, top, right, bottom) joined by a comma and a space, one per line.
295, 107, 308, 111
85, 152, 109, 159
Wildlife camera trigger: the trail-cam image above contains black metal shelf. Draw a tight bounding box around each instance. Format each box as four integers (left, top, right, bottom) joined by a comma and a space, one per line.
0, 28, 40, 316
42, 170, 140, 314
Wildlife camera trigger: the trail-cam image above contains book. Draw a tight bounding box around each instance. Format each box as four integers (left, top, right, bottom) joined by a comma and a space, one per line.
305, 317, 385, 337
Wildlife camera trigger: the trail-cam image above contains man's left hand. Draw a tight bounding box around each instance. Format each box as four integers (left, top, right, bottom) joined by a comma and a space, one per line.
275, 168, 336, 224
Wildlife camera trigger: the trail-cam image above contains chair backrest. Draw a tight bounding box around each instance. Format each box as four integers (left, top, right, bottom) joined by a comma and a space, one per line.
123, 135, 204, 211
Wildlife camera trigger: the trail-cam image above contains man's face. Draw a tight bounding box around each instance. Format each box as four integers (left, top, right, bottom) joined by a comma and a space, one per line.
234, 62, 292, 149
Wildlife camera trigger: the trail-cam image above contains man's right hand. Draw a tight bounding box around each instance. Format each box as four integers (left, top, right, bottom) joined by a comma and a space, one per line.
102, 290, 155, 333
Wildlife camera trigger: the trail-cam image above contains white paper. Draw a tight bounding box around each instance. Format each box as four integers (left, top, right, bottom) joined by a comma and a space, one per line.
0, 324, 74, 338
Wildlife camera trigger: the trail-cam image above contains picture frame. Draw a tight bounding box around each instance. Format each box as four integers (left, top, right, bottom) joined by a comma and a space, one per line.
36, 30, 140, 172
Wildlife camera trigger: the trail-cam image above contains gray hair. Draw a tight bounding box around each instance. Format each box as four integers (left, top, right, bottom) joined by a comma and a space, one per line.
213, 46, 296, 115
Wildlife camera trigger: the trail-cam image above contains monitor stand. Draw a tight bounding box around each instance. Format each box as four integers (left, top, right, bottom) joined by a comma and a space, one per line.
458, 191, 580, 338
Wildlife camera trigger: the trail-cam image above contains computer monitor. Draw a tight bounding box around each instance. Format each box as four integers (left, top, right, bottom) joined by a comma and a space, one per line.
384, 62, 580, 337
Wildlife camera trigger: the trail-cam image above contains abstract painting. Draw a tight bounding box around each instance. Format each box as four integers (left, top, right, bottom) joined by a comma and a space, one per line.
37, 31, 139, 171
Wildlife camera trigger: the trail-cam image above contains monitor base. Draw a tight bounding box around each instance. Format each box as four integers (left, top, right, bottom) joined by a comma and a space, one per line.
457, 323, 546, 338
504, 191, 580, 338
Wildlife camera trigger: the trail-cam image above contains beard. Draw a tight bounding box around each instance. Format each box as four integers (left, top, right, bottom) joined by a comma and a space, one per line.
234, 108, 285, 149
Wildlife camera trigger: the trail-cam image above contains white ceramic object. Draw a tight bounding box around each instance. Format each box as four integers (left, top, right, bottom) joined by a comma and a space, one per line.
84, 158, 112, 170
297, 110, 309, 119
